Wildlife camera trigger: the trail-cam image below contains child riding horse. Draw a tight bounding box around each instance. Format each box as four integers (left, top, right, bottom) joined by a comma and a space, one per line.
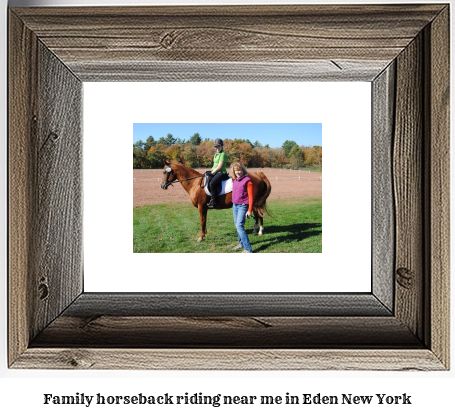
160, 161, 271, 242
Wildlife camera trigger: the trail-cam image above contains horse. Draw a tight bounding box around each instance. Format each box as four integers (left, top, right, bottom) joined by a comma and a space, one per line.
160, 161, 272, 242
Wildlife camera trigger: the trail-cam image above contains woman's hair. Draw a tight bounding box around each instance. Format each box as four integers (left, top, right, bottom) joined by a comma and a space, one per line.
230, 162, 248, 178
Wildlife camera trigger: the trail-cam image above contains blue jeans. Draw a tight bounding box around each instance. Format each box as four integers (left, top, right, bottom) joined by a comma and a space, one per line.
232, 203, 253, 253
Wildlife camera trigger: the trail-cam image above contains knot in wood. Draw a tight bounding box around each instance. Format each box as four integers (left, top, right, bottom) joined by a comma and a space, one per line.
48, 132, 59, 142
396, 267, 414, 289
160, 31, 179, 49
38, 281, 49, 300
60, 350, 94, 369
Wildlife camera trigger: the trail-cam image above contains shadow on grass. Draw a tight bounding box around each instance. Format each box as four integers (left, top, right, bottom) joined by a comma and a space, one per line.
250, 222, 322, 252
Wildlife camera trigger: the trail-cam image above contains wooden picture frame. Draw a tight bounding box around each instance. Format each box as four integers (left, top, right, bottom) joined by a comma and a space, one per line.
8, 4, 449, 370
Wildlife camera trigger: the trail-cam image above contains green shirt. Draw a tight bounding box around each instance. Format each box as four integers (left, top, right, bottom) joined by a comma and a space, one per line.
213, 151, 228, 173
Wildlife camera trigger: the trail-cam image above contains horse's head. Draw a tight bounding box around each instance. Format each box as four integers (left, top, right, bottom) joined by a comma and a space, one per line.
160, 160, 178, 190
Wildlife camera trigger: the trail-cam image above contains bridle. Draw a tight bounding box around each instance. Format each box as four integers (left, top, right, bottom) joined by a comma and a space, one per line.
161, 166, 176, 189
161, 164, 205, 189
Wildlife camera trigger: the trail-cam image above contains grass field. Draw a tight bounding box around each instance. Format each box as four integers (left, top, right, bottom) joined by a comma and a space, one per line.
133, 198, 322, 253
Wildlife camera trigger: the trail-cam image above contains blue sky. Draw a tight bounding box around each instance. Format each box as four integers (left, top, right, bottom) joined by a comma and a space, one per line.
133, 123, 322, 148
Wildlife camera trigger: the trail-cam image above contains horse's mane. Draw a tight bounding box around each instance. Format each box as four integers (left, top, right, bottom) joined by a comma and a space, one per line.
170, 162, 202, 177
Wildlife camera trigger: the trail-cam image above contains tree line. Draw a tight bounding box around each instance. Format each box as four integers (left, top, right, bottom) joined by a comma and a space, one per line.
133, 133, 322, 169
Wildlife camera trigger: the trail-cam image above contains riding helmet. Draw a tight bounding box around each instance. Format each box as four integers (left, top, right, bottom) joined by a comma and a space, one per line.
213, 138, 223, 147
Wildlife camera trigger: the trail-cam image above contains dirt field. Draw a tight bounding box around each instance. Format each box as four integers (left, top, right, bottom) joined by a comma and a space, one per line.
134, 168, 322, 206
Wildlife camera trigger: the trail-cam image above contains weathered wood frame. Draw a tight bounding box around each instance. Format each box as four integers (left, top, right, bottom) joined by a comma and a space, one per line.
8, 5, 449, 370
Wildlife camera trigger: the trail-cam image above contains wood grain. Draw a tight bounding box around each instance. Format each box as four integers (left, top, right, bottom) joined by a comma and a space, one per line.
70, 60, 388, 82
60, 293, 392, 317
425, 6, 450, 369
372, 63, 395, 312
14, 349, 445, 371
31, 316, 421, 349
8, 4, 450, 370
11, 5, 445, 80
393, 34, 424, 339
8, 11, 38, 366
33, 42, 83, 339
9, 11, 84, 365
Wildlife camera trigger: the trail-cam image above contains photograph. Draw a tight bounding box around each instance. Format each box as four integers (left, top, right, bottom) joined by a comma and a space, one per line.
133, 123, 323, 254
82, 81, 370, 293
3, 3, 451, 408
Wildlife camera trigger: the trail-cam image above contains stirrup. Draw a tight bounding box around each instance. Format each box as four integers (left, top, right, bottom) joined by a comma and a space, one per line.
207, 199, 217, 209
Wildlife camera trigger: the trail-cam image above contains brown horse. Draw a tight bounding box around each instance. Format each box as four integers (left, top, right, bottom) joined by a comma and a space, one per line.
160, 161, 272, 242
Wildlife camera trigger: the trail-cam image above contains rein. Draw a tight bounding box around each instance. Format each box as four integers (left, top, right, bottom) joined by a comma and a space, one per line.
162, 165, 205, 188
178, 174, 205, 182
168, 174, 204, 185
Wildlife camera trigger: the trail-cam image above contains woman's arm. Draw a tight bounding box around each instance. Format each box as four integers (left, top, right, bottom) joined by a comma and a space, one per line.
247, 181, 254, 214
211, 161, 224, 174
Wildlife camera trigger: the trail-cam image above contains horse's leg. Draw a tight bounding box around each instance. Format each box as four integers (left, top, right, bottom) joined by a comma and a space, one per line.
252, 208, 264, 236
258, 214, 264, 236
198, 204, 208, 242
253, 209, 259, 234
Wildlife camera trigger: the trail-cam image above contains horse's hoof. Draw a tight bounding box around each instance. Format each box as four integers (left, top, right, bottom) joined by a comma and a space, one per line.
197, 238, 203, 242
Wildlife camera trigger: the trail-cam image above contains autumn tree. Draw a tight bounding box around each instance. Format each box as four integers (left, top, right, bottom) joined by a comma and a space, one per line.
272, 148, 287, 168
301, 145, 322, 167
164, 144, 183, 163
238, 142, 253, 166
251, 147, 265, 168
183, 143, 199, 167
134, 132, 321, 169
133, 148, 148, 168
313, 145, 322, 166
196, 142, 209, 166
259, 147, 275, 167
147, 144, 165, 168
133, 139, 152, 168
223, 139, 240, 163
197, 141, 215, 167
289, 144, 304, 168
144, 136, 156, 151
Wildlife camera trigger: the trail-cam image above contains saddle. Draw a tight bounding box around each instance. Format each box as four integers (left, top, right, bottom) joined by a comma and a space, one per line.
203, 173, 233, 197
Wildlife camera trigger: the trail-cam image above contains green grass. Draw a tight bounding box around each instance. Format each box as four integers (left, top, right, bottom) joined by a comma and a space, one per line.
279, 166, 322, 173
133, 198, 322, 253
304, 166, 322, 173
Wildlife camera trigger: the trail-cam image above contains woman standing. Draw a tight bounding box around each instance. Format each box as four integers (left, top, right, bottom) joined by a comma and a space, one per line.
207, 138, 229, 209
231, 162, 254, 253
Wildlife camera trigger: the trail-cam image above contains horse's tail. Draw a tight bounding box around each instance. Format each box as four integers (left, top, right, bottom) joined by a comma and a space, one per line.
254, 172, 272, 218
